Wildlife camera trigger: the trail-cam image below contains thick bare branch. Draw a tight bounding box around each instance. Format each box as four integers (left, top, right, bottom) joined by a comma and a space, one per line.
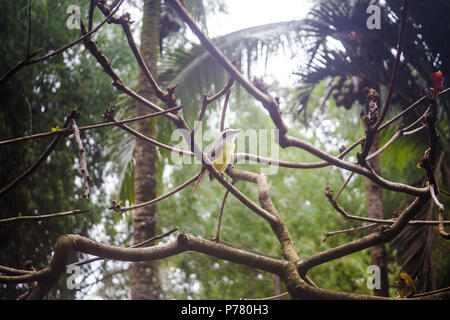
70, 227, 180, 268
0, 233, 286, 299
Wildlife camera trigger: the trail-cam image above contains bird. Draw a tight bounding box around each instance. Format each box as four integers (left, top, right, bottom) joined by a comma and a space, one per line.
192, 128, 240, 195
396, 272, 416, 297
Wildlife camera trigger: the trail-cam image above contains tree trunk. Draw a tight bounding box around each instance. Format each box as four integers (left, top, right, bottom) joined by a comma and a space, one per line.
131, 0, 160, 300
365, 132, 390, 297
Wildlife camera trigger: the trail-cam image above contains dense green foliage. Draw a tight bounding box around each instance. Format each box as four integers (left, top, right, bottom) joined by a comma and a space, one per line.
0, 0, 136, 299
0, 0, 448, 300
294, 0, 450, 292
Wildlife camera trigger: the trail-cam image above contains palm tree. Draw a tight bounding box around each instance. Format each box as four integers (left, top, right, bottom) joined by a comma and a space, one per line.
130, 0, 160, 300
107, 2, 304, 299
294, 0, 450, 294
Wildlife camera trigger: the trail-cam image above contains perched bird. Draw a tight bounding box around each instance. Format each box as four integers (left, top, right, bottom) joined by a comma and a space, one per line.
192, 128, 240, 195
396, 272, 416, 297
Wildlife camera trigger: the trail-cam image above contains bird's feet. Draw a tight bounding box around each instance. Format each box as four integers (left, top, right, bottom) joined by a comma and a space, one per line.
221, 173, 229, 183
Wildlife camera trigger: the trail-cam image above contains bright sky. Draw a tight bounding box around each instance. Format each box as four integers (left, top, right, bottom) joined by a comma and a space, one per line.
126, 0, 313, 86
208, 0, 312, 36
206, 0, 313, 85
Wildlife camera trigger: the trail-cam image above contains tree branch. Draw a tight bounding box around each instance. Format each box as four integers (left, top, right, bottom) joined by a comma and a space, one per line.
0, 0, 125, 85
430, 185, 450, 240
70, 119, 91, 199
0, 105, 183, 147
0, 209, 90, 225
374, 0, 410, 128
110, 173, 200, 213
298, 196, 428, 274
325, 186, 449, 225
70, 227, 180, 268
167, 0, 278, 111
0, 233, 286, 299
0, 110, 78, 197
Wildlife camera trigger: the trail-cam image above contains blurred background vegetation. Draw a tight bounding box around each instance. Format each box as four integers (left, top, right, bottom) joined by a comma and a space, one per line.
0, 0, 448, 299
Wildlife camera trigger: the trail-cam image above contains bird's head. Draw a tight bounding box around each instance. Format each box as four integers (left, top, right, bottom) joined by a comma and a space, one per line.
220, 128, 240, 142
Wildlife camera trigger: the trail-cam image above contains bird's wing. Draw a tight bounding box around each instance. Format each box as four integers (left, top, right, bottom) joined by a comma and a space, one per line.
207, 140, 224, 162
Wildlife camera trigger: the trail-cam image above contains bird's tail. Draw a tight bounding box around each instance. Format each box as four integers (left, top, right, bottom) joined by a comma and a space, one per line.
192, 168, 207, 195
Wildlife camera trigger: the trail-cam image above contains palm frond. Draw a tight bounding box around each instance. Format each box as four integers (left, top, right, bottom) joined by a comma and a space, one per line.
293, 0, 448, 121
158, 20, 305, 125
296, 0, 450, 291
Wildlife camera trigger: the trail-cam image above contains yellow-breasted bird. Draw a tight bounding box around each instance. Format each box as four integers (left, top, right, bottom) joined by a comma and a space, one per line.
192, 128, 240, 195
396, 272, 416, 297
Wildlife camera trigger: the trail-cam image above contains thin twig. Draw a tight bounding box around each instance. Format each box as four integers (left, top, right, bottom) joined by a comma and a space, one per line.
366, 125, 426, 161
0, 110, 78, 197
0, 209, 90, 224
0, 265, 33, 276
430, 185, 450, 239
411, 286, 450, 298
167, 0, 274, 108
115, 122, 194, 158
88, 0, 97, 32
192, 78, 234, 136
110, 173, 200, 213
27, 0, 32, 57
334, 172, 354, 201
0, 0, 125, 85
0, 49, 41, 85
70, 118, 91, 199
403, 107, 430, 131
31, 0, 124, 66
216, 238, 280, 260
241, 292, 289, 300
318, 80, 335, 110
323, 223, 377, 240
119, 15, 170, 103
325, 186, 450, 225
79, 18, 180, 122
192, 95, 210, 137
375, 0, 410, 128
0, 105, 183, 146
24, 96, 33, 135
207, 78, 235, 105
220, 88, 232, 132
212, 180, 236, 242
